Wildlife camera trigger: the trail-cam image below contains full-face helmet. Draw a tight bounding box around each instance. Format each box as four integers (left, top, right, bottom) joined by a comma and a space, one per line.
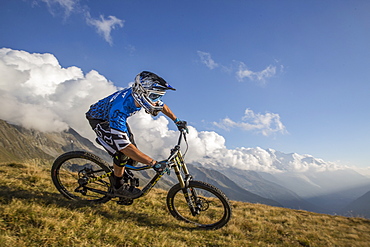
132, 71, 176, 116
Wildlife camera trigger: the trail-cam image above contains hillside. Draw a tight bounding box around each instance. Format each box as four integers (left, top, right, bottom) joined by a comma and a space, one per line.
0, 119, 110, 163
1, 161, 370, 246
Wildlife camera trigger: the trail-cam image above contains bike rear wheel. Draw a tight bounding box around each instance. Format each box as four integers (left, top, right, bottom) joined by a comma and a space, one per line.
166, 180, 232, 230
51, 151, 113, 203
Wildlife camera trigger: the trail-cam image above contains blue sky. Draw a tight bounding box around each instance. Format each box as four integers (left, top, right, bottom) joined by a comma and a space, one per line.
1, 0, 370, 168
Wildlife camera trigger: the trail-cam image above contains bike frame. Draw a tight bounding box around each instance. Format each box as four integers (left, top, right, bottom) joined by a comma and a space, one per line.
84, 130, 193, 199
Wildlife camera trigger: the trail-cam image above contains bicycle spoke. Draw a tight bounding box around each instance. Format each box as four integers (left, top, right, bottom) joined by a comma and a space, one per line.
167, 181, 231, 229
52, 152, 113, 203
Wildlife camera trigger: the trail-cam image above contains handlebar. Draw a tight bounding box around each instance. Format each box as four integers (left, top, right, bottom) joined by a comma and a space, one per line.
164, 129, 187, 164
125, 130, 188, 172
177, 129, 188, 146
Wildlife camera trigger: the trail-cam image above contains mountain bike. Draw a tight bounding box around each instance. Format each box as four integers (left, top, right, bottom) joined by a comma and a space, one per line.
51, 130, 232, 230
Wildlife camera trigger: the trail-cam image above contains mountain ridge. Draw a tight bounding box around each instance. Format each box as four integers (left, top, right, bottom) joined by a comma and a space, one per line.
0, 119, 110, 163
341, 190, 370, 218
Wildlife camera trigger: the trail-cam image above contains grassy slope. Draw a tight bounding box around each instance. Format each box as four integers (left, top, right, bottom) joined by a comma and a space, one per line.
1, 161, 370, 247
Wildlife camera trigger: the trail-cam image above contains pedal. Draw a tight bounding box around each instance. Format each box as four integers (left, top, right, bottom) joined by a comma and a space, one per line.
117, 198, 134, 206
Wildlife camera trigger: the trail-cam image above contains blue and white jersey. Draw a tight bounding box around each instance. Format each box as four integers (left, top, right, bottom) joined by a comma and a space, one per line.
86, 88, 141, 133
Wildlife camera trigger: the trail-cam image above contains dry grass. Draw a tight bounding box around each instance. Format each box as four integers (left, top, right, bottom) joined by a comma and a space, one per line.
1, 162, 370, 246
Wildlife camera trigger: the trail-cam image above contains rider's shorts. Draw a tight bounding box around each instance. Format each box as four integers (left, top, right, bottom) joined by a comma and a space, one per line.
87, 119, 136, 166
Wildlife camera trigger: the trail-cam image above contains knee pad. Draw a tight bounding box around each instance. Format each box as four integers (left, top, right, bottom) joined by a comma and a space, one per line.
113, 152, 130, 167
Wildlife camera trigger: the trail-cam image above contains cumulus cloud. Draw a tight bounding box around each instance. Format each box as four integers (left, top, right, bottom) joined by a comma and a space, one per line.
128, 111, 338, 173
0, 48, 117, 138
197, 51, 219, 69
213, 108, 287, 136
236, 62, 276, 83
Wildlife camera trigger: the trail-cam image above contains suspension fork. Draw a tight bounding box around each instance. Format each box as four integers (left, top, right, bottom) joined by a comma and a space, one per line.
173, 151, 192, 189
172, 152, 199, 216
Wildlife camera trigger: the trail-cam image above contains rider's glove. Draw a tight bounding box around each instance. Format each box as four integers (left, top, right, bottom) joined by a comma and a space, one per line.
152, 160, 167, 173
174, 118, 188, 133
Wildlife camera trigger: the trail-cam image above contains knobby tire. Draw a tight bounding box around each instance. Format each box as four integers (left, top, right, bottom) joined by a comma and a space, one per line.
166, 180, 232, 230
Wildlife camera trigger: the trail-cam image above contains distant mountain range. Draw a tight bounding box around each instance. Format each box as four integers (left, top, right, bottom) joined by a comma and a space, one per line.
195, 145, 370, 215
1, 118, 370, 217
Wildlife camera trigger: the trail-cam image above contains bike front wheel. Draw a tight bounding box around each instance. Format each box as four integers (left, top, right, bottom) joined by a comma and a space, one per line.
166, 180, 232, 230
51, 151, 113, 203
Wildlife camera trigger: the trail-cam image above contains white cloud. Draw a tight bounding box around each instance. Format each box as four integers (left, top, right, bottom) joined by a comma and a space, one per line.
39, 0, 77, 17
128, 111, 339, 174
236, 62, 276, 83
197, 51, 219, 69
0, 48, 117, 138
85, 14, 124, 46
213, 108, 287, 136
0, 48, 284, 140
197, 51, 278, 84
34, 0, 124, 45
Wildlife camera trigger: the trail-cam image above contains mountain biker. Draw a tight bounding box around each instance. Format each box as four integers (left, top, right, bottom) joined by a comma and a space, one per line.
85, 71, 188, 199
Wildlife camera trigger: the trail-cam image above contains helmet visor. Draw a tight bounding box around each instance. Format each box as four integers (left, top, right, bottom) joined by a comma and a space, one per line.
148, 92, 163, 102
